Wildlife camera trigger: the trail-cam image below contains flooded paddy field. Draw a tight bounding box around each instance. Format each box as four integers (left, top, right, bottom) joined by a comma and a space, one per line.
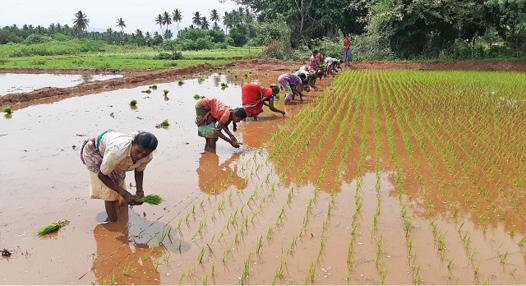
0, 73, 122, 96
0, 68, 525, 285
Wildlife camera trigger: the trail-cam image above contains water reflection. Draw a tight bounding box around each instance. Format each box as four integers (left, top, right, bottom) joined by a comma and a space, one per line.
92, 223, 162, 285
197, 152, 246, 195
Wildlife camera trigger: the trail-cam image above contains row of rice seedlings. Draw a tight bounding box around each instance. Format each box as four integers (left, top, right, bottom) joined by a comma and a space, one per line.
391, 71, 514, 281
267, 72, 348, 150
378, 71, 422, 284
271, 72, 364, 284
371, 71, 387, 284
346, 71, 372, 282
400, 76, 498, 232
383, 72, 462, 282
270, 72, 355, 163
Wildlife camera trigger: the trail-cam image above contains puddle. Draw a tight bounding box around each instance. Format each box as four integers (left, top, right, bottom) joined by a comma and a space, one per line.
0, 73, 123, 96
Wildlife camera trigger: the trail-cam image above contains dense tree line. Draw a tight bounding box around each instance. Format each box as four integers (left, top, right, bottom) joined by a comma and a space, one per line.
235, 0, 526, 59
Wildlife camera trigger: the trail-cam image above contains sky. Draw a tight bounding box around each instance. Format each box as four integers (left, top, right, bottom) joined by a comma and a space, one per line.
0, 0, 241, 33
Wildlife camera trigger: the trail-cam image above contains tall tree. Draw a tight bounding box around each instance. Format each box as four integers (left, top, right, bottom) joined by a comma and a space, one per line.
116, 18, 126, 33
223, 12, 232, 33
210, 9, 220, 25
155, 14, 164, 33
162, 11, 172, 33
172, 9, 182, 35
201, 17, 210, 29
73, 10, 89, 32
192, 12, 202, 26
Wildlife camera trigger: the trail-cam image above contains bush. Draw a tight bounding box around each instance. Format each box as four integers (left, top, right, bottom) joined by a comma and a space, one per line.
157, 40, 184, 59
261, 40, 294, 60
22, 34, 53, 44
7, 39, 108, 57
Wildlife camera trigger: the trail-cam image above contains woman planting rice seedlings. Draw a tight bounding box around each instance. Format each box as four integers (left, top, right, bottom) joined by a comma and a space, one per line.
241, 83, 284, 119
80, 130, 158, 222
278, 73, 306, 105
194, 97, 247, 153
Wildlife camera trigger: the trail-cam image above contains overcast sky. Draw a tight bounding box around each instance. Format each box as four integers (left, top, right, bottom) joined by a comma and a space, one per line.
0, 0, 241, 33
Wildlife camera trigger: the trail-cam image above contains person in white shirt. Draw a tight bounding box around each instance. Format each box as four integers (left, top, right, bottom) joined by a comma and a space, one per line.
80, 130, 158, 222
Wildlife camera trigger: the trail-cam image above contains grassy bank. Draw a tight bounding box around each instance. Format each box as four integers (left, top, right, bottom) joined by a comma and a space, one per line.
0, 41, 263, 70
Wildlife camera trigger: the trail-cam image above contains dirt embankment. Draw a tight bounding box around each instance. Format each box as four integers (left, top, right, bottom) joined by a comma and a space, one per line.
1, 60, 525, 109
0, 60, 294, 110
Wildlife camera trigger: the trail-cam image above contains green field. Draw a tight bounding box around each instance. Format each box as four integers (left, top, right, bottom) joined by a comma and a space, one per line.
0, 40, 263, 70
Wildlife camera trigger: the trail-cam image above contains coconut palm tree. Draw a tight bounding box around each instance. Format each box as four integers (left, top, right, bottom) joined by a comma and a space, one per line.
162, 11, 172, 33
73, 10, 89, 32
210, 9, 219, 25
192, 11, 202, 26
116, 18, 126, 33
155, 14, 164, 33
223, 12, 232, 33
172, 9, 182, 35
200, 17, 209, 30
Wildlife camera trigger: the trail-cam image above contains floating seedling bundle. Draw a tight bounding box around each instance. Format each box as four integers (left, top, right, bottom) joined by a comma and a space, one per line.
37, 220, 69, 236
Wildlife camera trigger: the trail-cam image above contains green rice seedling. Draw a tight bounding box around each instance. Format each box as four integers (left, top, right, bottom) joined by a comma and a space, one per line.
272, 261, 285, 285
2, 106, 12, 114
211, 263, 216, 277
240, 254, 252, 285
142, 89, 152, 94
256, 235, 263, 256
266, 226, 273, 241
37, 220, 69, 236
220, 82, 228, 89
499, 251, 508, 265
138, 194, 162, 205
178, 273, 186, 285
150, 85, 158, 90
123, 261, 131, 276
305, 262, 316, 284
193, 94, 201, 100
159, 120, 170, 128
518, 237, 526, 247
129, 100, 137, 107
202, 275, 208, 285
198, 247, 205, 264
163, 89, 169, 96
178, 80, 184, 86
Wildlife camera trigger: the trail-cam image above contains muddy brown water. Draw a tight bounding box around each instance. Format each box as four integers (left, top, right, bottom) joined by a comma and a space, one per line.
0, 69, 525, 284
0, 73, 123, 96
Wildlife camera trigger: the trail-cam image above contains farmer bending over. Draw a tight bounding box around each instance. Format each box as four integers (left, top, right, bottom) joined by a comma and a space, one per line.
306, 50, 321, 87
81, 131, 158, 222
295, 66, 315, 91
242, 83, 284, 120
278, 73, 305, 105
195, 97, 247, 153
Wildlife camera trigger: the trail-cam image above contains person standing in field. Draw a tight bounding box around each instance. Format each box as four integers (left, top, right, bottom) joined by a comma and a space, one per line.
80, 130, 158, 222
242, 83, 284, 120
344, 35, 352, 66
278, 73, 306, 104
195, 97, 247, 153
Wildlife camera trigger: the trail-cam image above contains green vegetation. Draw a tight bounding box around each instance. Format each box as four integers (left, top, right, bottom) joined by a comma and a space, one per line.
129, 100, 137, 107
2, 106, 12, 114
0, 42, 261, 70
138, 194, 163, 205
36, 220, 69, 236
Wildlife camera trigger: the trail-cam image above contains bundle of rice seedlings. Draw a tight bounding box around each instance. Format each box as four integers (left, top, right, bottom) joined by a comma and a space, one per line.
2, 106, 12, 114
150, 85, 158, 90
138, 195, 163, 205
129, 100, 137, 107
178, 80, 184, 86
160, 120, 170, 128
163, 90, 169, 96
37, 220, 69, 236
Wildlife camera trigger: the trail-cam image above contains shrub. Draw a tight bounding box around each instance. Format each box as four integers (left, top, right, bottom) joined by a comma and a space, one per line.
22, 34, 53, 44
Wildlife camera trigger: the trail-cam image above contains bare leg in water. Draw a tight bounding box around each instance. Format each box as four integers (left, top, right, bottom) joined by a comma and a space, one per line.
205, 138, 217, 153
104, 200, 129, 223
